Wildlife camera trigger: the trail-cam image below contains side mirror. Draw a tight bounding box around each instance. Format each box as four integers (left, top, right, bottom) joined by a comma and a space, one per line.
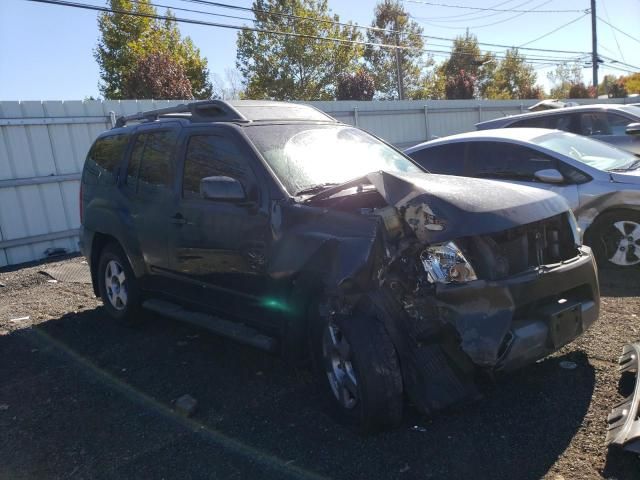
200, 176, 246, 201
534, 168, 564, 184
626, 123, 640, 136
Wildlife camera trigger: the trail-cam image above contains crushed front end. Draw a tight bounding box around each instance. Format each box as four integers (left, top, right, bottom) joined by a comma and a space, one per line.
301, 171, 600, 415
606, 343, 640, 454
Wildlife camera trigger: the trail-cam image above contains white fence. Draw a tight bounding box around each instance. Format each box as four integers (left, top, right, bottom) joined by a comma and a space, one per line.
0, 97, 631, 267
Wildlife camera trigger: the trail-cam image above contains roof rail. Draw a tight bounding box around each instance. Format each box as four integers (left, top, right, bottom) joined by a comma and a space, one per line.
114, 100, 247, 128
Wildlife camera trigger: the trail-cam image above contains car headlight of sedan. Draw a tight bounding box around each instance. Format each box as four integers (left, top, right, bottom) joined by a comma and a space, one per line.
420, 241, 477, 284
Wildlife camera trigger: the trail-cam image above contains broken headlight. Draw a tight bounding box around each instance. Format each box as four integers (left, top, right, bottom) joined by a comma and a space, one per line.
420, 241, 477, 284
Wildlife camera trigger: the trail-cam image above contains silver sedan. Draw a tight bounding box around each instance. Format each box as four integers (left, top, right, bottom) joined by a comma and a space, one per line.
406, 128, 640, 268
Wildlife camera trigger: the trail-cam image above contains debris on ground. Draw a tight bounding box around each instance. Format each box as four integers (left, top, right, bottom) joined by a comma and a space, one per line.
410, 425, 427, 432
559, 361, 578, 370
9, 316, 29, 323
0, 282, 5, 287
399, 464, 411, 473
0, 404, 9, 411
175, 394, 198, 417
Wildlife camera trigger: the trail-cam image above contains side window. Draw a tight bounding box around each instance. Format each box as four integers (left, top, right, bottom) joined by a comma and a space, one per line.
607, 113, 632, 135
579, 112, 611, 136
409, 143, 466, 175
86, 134, 129, 184
137, 130, 178, 192
182, 134, 252, 199
511, 116, 553, 129
466, 142, 556, 181
126, 133, 147, 186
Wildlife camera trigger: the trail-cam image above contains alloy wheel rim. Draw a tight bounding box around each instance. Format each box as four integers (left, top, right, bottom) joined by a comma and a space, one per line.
105, 260, 128, 310
605, 221, 640, 266
322, 322, 359, 410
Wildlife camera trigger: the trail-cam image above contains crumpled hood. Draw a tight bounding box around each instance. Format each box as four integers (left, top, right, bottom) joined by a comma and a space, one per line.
312, 170, 570, 243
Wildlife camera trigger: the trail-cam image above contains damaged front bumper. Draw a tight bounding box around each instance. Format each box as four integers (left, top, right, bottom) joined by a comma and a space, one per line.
434, 246, 599, 372
606, 343, 640, 454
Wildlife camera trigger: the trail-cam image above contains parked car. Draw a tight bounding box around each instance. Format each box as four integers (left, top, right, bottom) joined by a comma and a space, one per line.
476, 104, 640, 155
81, 101, 599, 431
606, 343, 640, 454
406, 128, 640, 268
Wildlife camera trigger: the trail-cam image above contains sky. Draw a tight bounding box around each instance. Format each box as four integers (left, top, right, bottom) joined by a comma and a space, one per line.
1, 0, 639, 100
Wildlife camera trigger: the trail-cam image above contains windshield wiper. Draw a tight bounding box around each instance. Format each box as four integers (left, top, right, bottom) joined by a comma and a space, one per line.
609, 159, 640, 172
294, 183, 340, 197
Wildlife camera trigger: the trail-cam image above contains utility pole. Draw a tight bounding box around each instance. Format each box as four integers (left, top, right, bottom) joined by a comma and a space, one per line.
395, 14, 405, 100
591, 0, 598, 91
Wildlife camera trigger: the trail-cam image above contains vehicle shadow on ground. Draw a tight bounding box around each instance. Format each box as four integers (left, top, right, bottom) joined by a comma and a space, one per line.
598, 267, 640, 297
2, 307, 601, 480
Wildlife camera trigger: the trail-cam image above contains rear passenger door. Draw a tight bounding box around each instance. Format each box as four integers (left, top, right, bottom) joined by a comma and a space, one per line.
168, 127, 271, 320
121, 125, 180, 273
464, 141, 579, 210
408, 143, 467, 176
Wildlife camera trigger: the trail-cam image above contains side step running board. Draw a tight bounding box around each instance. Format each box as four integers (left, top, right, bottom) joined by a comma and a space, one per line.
142, 299, 278, 353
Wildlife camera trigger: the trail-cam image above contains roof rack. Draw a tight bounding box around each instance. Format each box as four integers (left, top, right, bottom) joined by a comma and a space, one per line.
114, 100, 248, 128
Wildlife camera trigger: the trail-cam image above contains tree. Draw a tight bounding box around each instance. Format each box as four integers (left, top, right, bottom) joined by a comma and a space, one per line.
236, 0, 362, 100
95, 0, 212, 99
364, 0, 431, 99
608, 79, 628, 98
212, 68, 245, 100
336, 69, 375, 100
444, 70, 475, 99
122, 52, 193, 99
484, 49, 539, 99
621, 73, 640, 94
547, 63, 584, 98
568, 82, 592, 99
439, 31, 495, 98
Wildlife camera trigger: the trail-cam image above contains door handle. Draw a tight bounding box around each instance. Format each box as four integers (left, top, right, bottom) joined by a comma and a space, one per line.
170, 213, 187, 225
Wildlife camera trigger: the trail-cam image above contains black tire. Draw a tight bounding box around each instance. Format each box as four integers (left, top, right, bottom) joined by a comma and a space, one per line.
97, 242, 143, 325
309, 301, 403, 433
586, 210, 640, 269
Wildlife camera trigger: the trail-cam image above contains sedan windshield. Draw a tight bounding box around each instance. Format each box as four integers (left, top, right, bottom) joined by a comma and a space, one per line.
244, 124, 423, 195
533, 131, 639, 171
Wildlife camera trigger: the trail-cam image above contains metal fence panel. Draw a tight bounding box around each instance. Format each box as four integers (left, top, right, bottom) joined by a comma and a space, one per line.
0, 98, 631, 267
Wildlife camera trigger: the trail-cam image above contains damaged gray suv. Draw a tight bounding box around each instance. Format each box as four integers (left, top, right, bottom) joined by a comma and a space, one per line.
80, 100, 600, 431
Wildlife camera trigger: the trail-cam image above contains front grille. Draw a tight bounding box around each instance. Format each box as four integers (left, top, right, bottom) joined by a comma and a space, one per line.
462, 213, 579, 280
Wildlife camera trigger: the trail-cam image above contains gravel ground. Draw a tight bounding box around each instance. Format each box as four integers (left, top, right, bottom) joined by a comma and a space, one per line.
0, 256, 639, 480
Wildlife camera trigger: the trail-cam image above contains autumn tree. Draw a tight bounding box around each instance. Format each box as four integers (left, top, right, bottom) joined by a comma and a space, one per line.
364, 0, 431, 99
547, 63, 584, 98
484, 49, 539, 99
439, 31, 495, 98
568, 82, 592, 99
336, 69, 376, 100
622, 72, 640, 94
608, 79, 628, 98
236, 0, 362, 100
445, 70, 475, 99
95, 0, 212, 99
122, 52, 193, 99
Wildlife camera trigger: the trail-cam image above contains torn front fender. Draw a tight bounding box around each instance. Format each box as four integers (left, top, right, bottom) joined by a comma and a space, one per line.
606, 343, 640, 454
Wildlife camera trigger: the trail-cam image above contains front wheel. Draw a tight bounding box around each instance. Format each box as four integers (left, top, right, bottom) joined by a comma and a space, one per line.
588, 211, 640, 268
310, 304, 403, 432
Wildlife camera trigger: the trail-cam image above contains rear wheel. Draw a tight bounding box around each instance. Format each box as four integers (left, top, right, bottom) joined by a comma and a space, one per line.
97, 242, 143, 325
310, 301, 403, 432
588, 211, 640, 268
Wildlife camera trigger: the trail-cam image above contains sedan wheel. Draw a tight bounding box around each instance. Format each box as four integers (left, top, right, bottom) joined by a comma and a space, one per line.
604, 220, 640, 267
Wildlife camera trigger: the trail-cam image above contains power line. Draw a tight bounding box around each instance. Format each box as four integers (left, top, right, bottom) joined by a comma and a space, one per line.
601, 0, 625, 62
23, 0, 603, 68
401, 0, 584, 14
24, 0, 408, 50
177, 0, 591, 55
596, 16, 640, 45
403, 0, 529, 22
518, 13, 589, 48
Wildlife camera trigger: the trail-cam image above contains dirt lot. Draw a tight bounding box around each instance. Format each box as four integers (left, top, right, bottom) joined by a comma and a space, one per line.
0, 256, 639, 480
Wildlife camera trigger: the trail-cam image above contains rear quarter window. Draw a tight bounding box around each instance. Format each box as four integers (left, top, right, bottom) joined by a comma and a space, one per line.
84, 134, 129, 185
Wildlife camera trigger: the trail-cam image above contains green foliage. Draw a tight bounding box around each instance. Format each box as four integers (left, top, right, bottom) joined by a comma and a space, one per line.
95, 0, 212, 99
236, 0, 363, 100
364, 0, 432, 99
621, 73, 640, 94
439, 31, 494, 98
336, 69, 375, 100
483, 49, 539, 99
547, 63, 584, 99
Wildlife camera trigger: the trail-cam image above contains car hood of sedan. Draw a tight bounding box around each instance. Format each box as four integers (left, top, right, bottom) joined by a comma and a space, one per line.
307, 170, 569, 243
610, 170, 640, 184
